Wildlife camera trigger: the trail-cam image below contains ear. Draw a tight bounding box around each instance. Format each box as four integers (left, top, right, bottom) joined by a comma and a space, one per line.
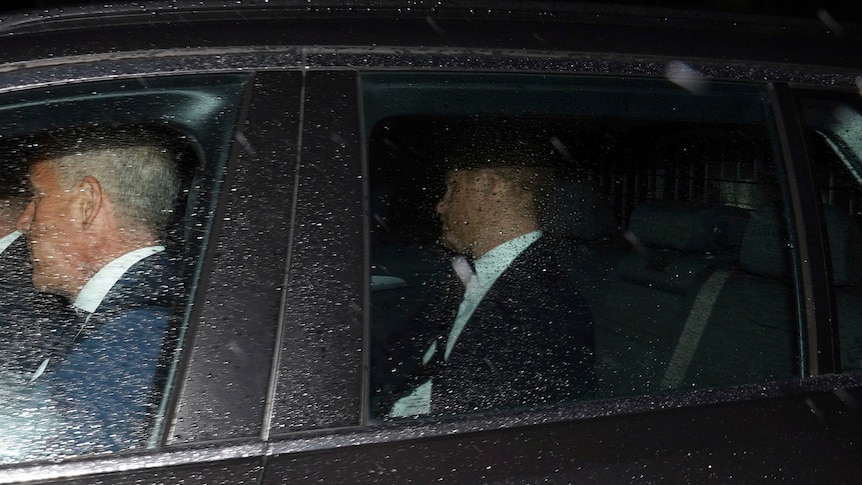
76, 176, 104, 230
482, 169, 506, 195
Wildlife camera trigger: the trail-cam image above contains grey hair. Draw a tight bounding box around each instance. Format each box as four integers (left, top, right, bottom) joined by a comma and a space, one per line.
35, 126, 180, 236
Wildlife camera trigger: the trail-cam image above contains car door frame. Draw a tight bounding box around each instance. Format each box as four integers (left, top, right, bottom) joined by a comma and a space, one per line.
260, 53, 862, 482
0, 58, 303, 484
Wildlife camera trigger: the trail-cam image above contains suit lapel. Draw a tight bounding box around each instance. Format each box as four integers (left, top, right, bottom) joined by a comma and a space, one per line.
450, 237, 548, 352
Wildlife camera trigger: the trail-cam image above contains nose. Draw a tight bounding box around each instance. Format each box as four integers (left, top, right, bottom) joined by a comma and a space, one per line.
16, 200, 35, 234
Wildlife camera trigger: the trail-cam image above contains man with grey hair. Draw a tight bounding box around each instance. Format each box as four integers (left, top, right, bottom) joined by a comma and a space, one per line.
12, 124, 183, 455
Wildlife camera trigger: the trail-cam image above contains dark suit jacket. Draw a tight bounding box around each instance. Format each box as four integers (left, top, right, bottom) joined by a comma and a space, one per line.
45, 250, 181, 454
384, 235, 596, 416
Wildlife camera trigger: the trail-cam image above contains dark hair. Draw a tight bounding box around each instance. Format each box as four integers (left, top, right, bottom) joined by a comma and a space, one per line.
443, 119, 558, 213
444, 120, 561, 173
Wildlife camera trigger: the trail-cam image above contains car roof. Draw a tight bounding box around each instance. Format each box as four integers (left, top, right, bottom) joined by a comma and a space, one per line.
0, 1, 859, 70
0, 0, 857, 30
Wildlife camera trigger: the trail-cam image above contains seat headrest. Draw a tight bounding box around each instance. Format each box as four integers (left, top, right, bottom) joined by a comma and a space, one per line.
542, 181, 617, 240
627, 204, 748, 253
739, 205, 789, 278
825, 205, 862, 287
739, 204, 862, 284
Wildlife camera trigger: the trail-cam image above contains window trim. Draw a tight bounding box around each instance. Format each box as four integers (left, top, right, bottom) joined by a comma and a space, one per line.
769, 82, 839, 375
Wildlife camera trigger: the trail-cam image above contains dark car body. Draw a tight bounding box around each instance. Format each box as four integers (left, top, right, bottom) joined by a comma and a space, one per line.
0, 1, 861, 483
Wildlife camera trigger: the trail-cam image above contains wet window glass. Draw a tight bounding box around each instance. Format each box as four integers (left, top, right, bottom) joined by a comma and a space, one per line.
0, 74, 247, 463
364, 73, 801, 420
798, 94, 862, 373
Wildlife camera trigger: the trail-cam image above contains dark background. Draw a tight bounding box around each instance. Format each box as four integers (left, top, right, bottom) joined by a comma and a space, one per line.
1, 0, 861, 23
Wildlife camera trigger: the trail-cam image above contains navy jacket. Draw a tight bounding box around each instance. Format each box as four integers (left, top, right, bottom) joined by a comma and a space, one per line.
45, 250, 181, 454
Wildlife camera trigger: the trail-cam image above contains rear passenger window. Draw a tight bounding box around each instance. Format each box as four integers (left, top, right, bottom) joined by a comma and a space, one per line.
365, 73, 802, 420
798, 94, 862, 373
0, 74, 247, 463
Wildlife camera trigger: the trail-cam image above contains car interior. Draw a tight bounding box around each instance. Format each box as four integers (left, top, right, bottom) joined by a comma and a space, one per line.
365, 72, 862, 418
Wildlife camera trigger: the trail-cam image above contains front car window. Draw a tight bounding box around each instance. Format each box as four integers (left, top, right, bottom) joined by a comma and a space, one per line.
0, 74, 247, 464
365, 73, 801, 420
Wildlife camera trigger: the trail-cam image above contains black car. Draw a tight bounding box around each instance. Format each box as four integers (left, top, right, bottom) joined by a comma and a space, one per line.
0, 1, 861, 482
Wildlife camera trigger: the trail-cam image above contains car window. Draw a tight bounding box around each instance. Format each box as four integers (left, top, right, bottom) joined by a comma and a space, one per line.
797, 93, 862, 373
0, 74, 248, 464
364, 72, 803, 420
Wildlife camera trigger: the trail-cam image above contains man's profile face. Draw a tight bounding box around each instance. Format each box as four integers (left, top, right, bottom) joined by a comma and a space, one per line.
435, 169, 490, 255
17, 161, 83, 295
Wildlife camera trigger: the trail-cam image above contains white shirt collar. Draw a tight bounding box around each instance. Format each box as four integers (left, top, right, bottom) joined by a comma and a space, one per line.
472, 230, 542, 286
444, 230, 542, 361
74, 246, 165, 314
0, 230, 21, 255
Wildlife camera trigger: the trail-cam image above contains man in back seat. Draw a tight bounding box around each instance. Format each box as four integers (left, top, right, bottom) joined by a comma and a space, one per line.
388, 128, 596, 417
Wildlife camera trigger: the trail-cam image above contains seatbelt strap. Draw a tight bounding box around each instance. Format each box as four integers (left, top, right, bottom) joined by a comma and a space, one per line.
661, 269, 731, 389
